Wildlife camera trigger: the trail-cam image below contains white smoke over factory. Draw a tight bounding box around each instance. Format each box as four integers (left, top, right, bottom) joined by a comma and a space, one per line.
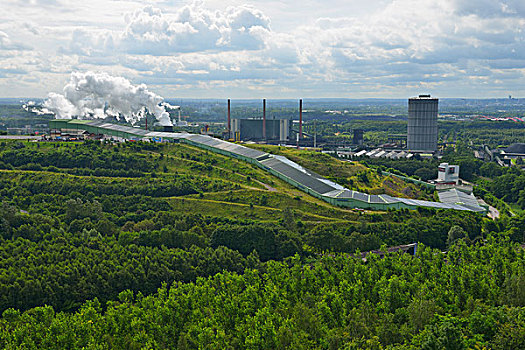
41, 71, 175, 126
22, 100, 46, 115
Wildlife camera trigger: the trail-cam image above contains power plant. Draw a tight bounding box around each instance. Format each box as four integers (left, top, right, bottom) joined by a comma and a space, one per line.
227, 99, 302, 143
231, 118, 291, 142
407, 94, 438, 152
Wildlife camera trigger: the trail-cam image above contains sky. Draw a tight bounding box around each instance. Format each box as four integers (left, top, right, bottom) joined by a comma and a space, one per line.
0, 0, 525, 99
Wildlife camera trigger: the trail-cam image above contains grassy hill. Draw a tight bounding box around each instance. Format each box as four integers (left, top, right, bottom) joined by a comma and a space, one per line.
0, 139, 479, 256
244, 144, 434, 200
0, 139, 495, 329
0, 140, 374, 225
0, 140, 523, 350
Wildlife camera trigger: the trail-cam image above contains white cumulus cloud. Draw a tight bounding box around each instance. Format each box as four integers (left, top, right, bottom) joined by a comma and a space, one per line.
2, 0, 525, 98
121, 2, 271, 54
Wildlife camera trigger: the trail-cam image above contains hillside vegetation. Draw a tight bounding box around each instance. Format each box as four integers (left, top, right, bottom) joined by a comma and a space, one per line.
0, 139, 524, 349
1, 241, 524, 349
245, 144, 434, 200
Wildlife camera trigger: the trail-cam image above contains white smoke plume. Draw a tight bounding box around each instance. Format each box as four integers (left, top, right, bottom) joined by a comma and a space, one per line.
22, 100, 46, 115
42, 71, 173, 126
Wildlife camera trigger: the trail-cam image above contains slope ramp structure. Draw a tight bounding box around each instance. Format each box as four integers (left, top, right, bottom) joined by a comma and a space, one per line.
49, 119, 485, 213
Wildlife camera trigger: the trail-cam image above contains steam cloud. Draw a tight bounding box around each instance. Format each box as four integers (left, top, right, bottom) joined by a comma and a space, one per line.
22, 100, 46, 115
42, 71, 173, 126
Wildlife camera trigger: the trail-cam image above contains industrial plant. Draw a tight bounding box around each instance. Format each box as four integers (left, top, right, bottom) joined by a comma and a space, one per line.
225, 98, 299, 143
341, 94, 440, 158
49, 118, 485, 213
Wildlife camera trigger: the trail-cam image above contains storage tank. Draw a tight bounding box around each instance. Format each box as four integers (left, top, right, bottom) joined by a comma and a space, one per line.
407, 94, 438, 152
353, 129, 364, 145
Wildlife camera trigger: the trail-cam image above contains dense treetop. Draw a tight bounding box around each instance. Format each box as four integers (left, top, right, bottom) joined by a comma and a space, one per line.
0, 139, 523, 348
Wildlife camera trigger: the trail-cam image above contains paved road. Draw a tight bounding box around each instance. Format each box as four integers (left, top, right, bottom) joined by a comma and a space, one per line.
0, 135, 41, 140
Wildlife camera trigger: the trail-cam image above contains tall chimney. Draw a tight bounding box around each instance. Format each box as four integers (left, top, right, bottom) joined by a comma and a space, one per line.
145, 115, 148, 131
299, 99, 303, 141
263, 98, 266, 141
227, 99, 231, 139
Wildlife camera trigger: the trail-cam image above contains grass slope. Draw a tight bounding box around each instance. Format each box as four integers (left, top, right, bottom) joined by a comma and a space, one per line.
0, 141, 373, 224
245, 144, 434, 200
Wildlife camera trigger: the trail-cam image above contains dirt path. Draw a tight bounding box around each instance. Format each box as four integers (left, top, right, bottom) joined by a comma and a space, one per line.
254, 179, 277, 192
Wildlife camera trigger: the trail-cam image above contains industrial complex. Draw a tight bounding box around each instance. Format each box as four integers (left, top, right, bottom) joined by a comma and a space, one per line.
226, 98, 296, 143
49, 119, 486, 213
231, 118, 291, 142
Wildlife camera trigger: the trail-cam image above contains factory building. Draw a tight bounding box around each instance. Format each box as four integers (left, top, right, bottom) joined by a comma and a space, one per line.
407, 94, 438, 152
226, 99, 303, 143
231, 118, 291, 142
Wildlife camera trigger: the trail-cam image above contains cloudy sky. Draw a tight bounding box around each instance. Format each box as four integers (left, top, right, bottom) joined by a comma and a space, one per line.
0, 0, 524, 99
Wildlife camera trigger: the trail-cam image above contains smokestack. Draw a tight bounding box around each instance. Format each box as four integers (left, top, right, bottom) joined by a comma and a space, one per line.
299, 99, 303, 141
227, 99, 231, 139
145, 115, 148, 131
263, 98, 266, 141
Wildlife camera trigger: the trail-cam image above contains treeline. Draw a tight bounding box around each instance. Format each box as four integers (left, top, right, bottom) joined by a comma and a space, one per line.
0, 140, 158, 173
305, 209, 482, 252
439, 120, 525, 148
478, 168, 525, 208
362, 158, 439, 181
0, 199, 268, 313
1, 240, 523, 349
0, 171, 233, 202
0, 233, 259, 313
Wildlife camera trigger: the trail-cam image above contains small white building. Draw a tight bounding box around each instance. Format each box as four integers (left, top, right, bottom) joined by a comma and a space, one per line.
437, 163, 459, 184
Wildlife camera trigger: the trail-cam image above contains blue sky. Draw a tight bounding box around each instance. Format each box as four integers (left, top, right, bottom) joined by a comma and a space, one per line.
1, 0, 525, 99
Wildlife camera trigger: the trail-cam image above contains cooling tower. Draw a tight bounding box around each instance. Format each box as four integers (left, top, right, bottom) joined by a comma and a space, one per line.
407, 94, 438, 152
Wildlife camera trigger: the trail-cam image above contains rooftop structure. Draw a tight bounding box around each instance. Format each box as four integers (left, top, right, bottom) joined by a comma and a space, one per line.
357, 243, 418, 262
504, 143, 525, 154
366, 148, 381, 157
438, 189, 486, 213
373, 150, 386, 158
437, 163, 459, 184
353, 149, 413, 159
407, 94, 438, 152
499, 143, 525, 164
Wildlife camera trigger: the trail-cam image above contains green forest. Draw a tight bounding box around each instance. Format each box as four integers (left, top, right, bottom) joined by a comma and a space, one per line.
0, 139, 524, 349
